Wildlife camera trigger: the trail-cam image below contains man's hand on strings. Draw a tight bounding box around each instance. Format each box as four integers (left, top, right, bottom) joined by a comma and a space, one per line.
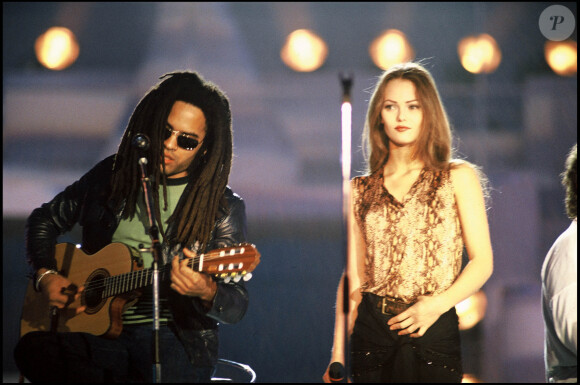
170, 248, 217, 302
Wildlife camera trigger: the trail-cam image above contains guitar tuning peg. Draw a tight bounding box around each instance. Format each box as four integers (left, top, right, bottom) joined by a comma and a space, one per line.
224, 276, 231, 284
243, 273, 253, 281
233, 275, 242, 283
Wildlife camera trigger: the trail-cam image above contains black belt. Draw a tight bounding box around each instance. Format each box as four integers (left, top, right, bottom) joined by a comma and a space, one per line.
370, 294, 413, 315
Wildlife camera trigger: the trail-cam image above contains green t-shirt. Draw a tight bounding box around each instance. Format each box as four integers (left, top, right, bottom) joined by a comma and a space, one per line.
112, 177, 188, 325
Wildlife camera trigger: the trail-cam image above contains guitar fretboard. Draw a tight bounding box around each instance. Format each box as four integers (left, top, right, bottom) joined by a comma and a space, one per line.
102, 266, 172, 298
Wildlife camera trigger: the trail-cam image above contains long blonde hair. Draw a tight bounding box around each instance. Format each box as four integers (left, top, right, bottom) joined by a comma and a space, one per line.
362, 61, 491, 206
362, 62, 452, 174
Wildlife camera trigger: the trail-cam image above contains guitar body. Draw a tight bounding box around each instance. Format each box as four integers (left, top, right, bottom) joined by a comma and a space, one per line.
20, 243, 139, 339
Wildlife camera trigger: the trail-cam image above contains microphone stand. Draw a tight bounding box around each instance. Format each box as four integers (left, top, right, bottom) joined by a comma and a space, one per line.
137, 156, 163, 383
339, 72, 353, 383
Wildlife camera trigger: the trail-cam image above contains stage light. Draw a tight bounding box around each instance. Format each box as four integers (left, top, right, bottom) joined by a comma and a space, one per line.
280, 29, 328, 72
458, 34, 501, 74
462, 373, 482, 383
456, 290, 487, 330
35, 26, 79, 71
545, 40, 577, 77
369, 29, 414, 70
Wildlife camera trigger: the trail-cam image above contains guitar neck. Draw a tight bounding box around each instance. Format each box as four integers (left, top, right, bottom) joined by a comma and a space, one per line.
100, 263, 173, 298
97, 244, 258, 299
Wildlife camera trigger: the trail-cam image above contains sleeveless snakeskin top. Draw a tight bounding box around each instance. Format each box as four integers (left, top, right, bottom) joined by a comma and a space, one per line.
351, 167, 463, 303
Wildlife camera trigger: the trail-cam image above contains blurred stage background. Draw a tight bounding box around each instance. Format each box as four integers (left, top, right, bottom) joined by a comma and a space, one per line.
3, 2, 577, 383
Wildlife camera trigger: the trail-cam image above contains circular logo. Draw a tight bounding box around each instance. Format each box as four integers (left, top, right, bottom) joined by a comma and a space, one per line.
539, 5, 576, 41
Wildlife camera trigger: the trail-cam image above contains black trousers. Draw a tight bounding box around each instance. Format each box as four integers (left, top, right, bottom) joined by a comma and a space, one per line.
350, 293, 463, 383
14, 324, 214, 383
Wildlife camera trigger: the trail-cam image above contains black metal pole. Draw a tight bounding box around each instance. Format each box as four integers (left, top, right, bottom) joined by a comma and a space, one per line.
136, 154, 163, 384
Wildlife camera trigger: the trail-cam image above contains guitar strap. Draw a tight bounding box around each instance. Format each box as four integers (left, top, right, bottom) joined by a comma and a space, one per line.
59, 243, 77, 277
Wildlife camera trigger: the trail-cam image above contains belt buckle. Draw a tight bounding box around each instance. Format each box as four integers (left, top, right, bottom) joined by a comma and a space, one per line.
380, 297, 405, 315
381, 297, 393, 315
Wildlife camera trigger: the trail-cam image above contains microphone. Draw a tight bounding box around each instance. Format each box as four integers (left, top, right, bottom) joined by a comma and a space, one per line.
328, 362, 345, 383
132, 133, 150, 151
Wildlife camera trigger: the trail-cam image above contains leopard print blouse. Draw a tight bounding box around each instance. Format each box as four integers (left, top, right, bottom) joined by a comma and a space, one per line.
351, 167, 463, 303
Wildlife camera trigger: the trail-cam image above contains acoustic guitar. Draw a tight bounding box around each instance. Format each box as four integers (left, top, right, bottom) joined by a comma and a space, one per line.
20, 242, 260, 339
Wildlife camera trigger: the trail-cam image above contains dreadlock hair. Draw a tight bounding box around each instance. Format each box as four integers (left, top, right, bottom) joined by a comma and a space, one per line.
109, 70, 233, 251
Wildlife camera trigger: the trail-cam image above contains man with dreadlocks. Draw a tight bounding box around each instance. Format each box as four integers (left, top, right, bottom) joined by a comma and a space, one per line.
15, 71, 251, 382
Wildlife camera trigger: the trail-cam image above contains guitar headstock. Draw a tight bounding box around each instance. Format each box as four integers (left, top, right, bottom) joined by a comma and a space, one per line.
196, 243, 261, 283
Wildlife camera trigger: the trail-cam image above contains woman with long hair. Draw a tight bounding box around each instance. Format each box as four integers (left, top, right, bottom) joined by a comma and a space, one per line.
324, 62, 493, 383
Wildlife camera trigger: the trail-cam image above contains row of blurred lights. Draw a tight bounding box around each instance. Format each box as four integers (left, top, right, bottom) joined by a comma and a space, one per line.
281, 28, 577, 76
36, 26, 577, 77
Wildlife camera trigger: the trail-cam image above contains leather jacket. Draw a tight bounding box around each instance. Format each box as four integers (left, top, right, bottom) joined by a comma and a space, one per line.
25, 155, 249, 367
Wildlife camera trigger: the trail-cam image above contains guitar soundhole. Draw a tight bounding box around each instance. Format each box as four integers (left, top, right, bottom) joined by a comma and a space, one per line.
82, 268, 109, 315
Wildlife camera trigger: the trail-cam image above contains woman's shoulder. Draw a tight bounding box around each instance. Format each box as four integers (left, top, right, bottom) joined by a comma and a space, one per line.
449, 158, 483, 178
352, 167, 382, 181
351, 174, 370, 182
448, 159, 489, 199
350, 172, 380, 200
449, 158, 473, 171
350, 172, 378, 187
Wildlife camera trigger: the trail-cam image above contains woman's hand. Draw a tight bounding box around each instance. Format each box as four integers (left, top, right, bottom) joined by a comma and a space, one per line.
386, 295, 447, 338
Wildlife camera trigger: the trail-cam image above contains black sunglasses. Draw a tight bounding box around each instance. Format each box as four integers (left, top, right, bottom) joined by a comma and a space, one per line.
164, 126, 201, 151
